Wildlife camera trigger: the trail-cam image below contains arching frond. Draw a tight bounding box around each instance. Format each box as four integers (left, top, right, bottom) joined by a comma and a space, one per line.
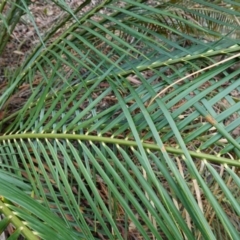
0, 1, 239, 239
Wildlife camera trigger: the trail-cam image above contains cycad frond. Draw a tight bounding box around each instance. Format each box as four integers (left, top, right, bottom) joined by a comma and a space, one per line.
0, 0, 240, 239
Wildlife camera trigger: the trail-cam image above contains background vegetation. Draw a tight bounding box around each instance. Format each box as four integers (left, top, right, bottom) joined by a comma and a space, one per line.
0, 0, 240, 239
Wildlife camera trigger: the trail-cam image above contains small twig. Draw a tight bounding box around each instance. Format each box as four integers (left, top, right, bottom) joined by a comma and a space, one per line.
148, 51, 240, 107
233, 15, 240, 26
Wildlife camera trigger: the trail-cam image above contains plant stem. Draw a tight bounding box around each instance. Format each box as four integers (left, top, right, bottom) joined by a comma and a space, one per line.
0, 133, 239, 167
0, 0, 31, 56
0, 199, 39, 240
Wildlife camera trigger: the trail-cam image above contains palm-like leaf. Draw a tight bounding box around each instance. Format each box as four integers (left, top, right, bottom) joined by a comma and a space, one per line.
0, 0, 240, 239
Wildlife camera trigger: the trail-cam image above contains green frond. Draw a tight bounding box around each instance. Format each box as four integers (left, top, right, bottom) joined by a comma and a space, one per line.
0, 0, 240, 239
